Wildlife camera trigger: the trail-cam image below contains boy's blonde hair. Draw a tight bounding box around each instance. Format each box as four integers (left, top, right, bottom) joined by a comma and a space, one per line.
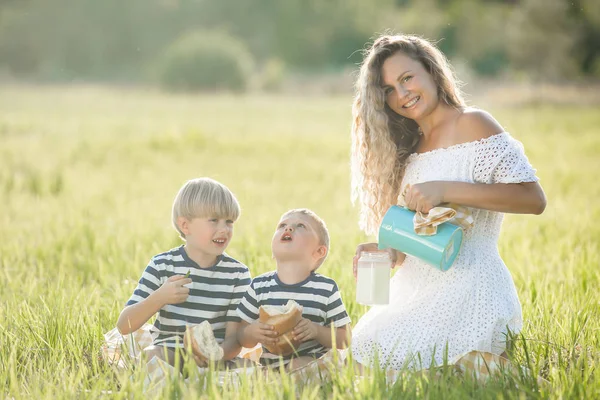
172, 178, 240, 239
281, 208, 330, 269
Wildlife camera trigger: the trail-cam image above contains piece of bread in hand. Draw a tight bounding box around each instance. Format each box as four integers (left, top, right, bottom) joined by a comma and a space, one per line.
258, 300, 303, 356
184, 320, 224, 362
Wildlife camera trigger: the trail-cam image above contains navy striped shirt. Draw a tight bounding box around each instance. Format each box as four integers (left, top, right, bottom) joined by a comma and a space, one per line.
237, 271, 351, 367
126, 245, 251, 347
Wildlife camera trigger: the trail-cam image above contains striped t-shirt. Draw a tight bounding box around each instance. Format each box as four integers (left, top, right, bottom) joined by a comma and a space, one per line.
237, 271, 351, 366
126, 245, 251, 347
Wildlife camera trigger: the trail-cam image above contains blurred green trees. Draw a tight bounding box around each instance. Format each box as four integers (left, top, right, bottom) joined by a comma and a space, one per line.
156, 31, 253, 91
0, 0, 597, 87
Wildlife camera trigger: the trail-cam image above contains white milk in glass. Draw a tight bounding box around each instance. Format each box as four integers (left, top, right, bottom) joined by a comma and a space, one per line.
356, 251, 392, 305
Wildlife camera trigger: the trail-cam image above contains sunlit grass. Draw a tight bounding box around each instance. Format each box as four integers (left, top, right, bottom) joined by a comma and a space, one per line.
0, 85, 598, 398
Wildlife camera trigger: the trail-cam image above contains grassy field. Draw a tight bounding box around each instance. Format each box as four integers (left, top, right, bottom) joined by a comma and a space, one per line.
0, 85, 599, 399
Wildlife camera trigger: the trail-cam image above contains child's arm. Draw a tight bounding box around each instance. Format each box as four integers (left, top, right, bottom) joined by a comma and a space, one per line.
221, 321, 243, 360
292, 320, 351, 349
221, 269, 253, 360
293, 280, 352, 349
237, 320, 279, 348
235, 279, 279, 349
117, 275, 192, 334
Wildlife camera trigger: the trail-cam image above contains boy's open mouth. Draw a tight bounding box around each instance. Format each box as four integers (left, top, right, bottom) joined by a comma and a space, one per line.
212, 238, 227, 245
281, 233, 293, 242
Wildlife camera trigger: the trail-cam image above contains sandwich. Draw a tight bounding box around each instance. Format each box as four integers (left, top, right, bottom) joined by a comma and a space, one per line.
258, 300, 303, 356
184, 320, 224, 362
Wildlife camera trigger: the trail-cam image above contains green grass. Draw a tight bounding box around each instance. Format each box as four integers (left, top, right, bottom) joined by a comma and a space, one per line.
0, 85, 599, 399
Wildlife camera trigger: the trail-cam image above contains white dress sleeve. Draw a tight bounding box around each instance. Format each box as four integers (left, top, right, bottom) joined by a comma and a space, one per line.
472, 133, 539, 184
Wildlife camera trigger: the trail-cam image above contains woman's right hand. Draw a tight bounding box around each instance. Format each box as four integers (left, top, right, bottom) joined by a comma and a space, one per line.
353, 242, 403, 279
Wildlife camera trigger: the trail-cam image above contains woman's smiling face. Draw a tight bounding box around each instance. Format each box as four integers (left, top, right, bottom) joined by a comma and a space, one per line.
381, 51, 439, 121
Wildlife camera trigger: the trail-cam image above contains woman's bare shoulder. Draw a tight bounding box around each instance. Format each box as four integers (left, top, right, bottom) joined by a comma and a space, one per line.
455, 107, 505, 142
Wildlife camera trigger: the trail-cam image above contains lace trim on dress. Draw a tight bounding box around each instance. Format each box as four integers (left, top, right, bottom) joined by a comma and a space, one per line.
408, 132, 509, 160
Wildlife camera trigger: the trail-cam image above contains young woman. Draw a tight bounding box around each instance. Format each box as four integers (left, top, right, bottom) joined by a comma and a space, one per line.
350, 34, 546, 369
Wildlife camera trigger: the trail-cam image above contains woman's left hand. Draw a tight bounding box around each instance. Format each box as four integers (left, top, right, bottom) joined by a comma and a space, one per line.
404, 181, 448, 213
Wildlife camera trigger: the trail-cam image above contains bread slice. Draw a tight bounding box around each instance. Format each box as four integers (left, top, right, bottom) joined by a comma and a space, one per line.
258, 300, 303, 356
184, 321, 224, 362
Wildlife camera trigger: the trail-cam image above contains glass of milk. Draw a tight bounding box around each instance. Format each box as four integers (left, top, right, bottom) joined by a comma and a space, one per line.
356, 251, 392, 305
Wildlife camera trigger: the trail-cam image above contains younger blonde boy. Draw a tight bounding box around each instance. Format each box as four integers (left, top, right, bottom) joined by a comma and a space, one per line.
236, 208, 351, 369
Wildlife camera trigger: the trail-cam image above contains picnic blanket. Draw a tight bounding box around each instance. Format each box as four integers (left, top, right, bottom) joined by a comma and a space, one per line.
102, 324, 546, 394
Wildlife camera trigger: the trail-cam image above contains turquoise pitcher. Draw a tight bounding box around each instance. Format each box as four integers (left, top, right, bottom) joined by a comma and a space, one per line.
378, 205, 463, 271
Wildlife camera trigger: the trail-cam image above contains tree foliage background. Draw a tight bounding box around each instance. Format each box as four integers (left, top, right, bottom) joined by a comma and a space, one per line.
0, 0, 598, 87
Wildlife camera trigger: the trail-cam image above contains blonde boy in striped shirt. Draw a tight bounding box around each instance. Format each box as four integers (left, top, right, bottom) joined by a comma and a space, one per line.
237, 209, 351, 369
117, 178, 251, 369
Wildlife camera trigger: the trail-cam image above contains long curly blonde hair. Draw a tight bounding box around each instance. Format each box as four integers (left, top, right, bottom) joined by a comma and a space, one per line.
351, 34, 466, 235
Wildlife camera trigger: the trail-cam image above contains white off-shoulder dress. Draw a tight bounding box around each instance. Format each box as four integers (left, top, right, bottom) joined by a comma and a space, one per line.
351, 132, 539, 369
